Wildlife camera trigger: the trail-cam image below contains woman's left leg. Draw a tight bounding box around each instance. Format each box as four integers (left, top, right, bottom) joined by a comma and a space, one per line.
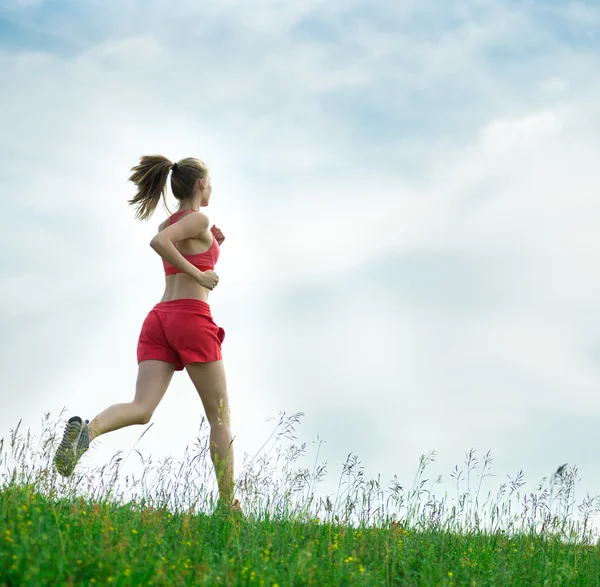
54, 360, 175, 476
88, 359, 176, 441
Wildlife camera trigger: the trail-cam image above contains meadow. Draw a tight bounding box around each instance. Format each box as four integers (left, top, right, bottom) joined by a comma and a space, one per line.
1, 411, 600, 586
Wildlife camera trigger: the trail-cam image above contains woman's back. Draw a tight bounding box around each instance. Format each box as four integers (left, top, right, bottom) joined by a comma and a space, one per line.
158, 210, 220, 303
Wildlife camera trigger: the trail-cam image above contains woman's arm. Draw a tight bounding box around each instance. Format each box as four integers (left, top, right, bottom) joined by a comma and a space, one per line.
211, 224, 225, 245
150, 212, 219, 290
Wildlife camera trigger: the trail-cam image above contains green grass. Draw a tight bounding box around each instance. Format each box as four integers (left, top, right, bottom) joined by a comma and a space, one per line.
1, 412, 600, 586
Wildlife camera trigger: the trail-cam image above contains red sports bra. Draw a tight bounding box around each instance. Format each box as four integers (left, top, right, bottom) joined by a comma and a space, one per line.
162, 210, 220, 276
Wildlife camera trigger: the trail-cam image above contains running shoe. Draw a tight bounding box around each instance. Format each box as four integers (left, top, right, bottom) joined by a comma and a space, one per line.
53, 416, 90, 477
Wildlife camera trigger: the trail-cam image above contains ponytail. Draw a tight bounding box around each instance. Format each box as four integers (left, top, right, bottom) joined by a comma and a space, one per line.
128, 155, 174, 221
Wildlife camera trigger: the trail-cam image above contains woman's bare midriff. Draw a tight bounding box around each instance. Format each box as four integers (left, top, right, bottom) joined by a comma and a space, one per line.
160, 274, 211, 303
155, 218, 215, 303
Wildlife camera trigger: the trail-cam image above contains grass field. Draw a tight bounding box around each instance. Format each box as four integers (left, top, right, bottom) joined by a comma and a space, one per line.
1, 412, 600, 586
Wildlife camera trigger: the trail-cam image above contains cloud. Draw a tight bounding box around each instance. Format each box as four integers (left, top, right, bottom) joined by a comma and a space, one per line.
480, 112, 562, 154
1, 0, 600, 522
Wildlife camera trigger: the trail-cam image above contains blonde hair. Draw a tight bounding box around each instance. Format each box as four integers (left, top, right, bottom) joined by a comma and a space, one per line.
127, 155, 209, 220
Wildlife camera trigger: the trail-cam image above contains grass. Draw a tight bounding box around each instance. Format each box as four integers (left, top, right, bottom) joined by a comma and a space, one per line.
1, 411, 600, 586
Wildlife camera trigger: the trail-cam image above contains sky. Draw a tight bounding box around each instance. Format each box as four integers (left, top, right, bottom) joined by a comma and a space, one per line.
1, 0, 600, 526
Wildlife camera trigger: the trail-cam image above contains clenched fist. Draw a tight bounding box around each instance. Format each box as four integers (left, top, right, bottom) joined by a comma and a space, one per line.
211, 225, 225, 245
197, 270, 219, 290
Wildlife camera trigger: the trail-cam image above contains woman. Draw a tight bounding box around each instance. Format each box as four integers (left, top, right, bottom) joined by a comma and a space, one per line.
53, 155, 240, 513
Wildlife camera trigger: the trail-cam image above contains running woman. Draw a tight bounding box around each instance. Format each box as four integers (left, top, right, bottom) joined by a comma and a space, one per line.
53, 155, 240, 513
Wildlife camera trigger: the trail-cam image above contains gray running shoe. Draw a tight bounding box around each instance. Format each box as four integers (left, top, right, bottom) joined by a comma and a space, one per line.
54, 416, 90, 477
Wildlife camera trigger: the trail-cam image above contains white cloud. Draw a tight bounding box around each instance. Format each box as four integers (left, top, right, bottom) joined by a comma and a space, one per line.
2, 0, 600, 525
542, 76, 570, 94
480, 111, 562, 154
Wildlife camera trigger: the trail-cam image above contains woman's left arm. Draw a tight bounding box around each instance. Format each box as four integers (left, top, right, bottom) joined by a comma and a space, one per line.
211, 225, 226, 245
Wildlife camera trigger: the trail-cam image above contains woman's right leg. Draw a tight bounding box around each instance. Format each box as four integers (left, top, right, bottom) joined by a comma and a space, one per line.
185, 360, 236, 509
88, 359, 176, 441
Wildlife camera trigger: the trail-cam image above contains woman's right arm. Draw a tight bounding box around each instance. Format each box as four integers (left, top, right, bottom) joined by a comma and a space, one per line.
149, 212, 219, 290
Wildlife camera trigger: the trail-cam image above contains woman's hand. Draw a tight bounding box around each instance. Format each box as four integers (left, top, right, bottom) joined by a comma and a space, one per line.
197, 270, 220, 290
211, 225, 225, 245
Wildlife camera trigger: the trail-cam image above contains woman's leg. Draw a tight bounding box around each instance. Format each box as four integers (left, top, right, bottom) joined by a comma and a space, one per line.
185, 360, 237, 508
54, 360, 176, 477
88, 359, 176, 441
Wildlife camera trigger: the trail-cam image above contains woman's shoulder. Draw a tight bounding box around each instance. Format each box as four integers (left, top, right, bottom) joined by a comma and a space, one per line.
157, 210, 210, 234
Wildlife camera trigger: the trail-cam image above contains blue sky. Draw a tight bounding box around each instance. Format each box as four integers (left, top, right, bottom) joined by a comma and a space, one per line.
2, 0, 600, 525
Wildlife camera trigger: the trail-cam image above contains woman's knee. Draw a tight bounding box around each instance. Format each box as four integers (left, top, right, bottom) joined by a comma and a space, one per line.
132, 402, 153, 424
207, 400, 231, 426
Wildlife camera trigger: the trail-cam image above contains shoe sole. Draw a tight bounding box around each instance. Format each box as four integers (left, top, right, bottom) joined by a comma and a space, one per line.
54, 417, 89, 477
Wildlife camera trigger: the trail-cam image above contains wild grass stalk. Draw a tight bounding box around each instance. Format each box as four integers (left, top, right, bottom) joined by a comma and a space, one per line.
1, 411, 599, 585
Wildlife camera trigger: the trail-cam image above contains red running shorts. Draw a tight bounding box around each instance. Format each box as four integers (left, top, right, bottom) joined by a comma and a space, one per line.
137, 299, 225, 370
